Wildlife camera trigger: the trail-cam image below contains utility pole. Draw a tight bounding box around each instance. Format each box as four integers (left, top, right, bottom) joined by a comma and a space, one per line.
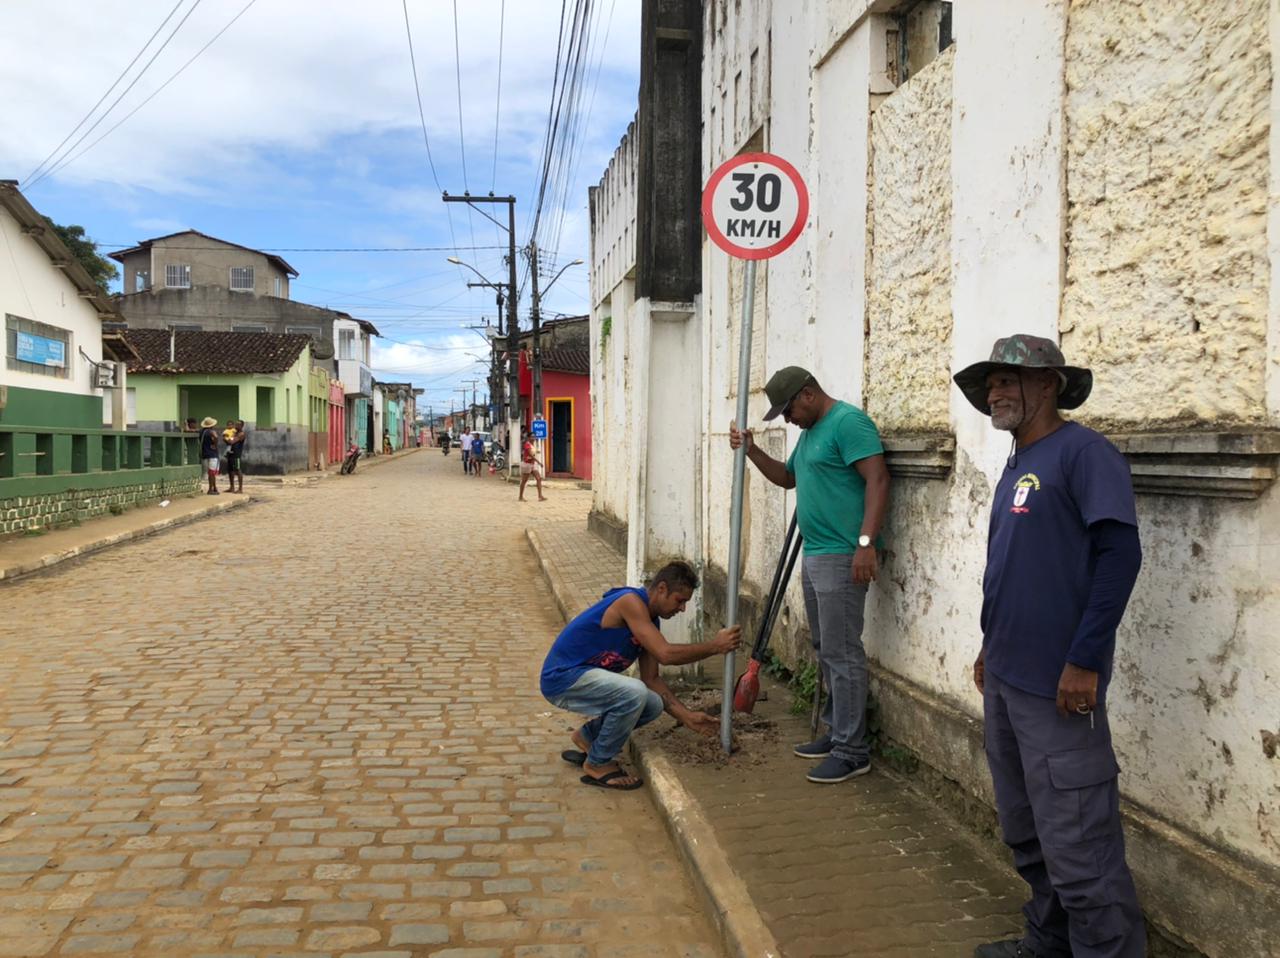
529, 240, 543, 417
443, 192, 521, 478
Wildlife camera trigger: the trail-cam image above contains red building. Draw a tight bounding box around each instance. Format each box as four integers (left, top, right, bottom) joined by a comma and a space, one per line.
518, 346, 592, 480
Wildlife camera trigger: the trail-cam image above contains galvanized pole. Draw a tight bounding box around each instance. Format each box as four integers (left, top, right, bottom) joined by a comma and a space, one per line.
721, 259, 756, 753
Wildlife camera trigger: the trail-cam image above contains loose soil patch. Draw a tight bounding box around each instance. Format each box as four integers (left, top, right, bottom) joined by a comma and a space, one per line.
643, 688, 779, 767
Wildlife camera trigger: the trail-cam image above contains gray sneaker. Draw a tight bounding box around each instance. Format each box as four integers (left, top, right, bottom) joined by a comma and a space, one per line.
806, 755, 871, 784
792, 735, 833, 759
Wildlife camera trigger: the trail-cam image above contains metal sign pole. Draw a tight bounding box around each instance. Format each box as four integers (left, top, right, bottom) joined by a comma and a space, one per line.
721, 258, 757, 754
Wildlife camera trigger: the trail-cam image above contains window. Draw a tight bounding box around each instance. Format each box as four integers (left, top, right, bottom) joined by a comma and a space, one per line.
286, 326, 320, 340
170, 324, 203, 332
6, 314, 71, 379
339, 328, 356, 360
134, 269, 150, 293
230, 266, 255, 292
165, 264, 191, 288
232, 324, 268, 333
273, 276, 283, 297
256, 386, 274, 428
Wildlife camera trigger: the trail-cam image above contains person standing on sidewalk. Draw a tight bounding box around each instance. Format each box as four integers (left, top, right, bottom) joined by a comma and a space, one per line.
541, 561, 742, 791
729, 366, 890, 784
198, 417, 221, 495
224, 420, 245, 494
954, 335, 1145, 958
470, 432, 485, 477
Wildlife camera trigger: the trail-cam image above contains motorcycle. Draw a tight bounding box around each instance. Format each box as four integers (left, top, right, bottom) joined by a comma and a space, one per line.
487, 441, 507, 471
440, 435, 451, 455
339, 441, 362, 475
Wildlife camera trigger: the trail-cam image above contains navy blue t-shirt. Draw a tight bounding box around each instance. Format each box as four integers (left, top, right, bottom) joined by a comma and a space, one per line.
540, 587, 655, 698
981, 422, 1138, 699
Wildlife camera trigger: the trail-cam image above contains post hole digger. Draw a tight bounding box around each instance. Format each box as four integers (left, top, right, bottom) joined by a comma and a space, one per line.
732, 513, 803, 713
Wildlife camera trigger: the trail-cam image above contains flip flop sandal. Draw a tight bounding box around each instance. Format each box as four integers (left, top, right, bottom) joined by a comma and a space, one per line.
560, 750, 587, 767
580, 770, 643, 791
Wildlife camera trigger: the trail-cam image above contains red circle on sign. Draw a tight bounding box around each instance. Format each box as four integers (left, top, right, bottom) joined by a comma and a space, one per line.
702, 152, 809, 260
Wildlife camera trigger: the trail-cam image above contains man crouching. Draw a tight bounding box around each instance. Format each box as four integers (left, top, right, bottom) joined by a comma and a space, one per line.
540, 560, 742, 791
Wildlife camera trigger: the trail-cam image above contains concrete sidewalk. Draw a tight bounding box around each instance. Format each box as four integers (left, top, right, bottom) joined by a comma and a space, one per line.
527, 519, 1028, 958
0, 493, 250, 583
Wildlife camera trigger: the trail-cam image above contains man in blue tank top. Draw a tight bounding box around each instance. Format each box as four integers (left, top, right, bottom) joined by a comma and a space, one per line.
540, 561, 742, 791
954, 335, 1145, 958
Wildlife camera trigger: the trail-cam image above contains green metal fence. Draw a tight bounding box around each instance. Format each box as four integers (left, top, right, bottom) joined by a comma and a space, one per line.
0, 426, 201, 498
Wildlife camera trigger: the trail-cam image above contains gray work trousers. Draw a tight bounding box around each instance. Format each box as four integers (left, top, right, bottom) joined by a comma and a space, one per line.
800, 554, 870, 762
983, 671, 1146, 958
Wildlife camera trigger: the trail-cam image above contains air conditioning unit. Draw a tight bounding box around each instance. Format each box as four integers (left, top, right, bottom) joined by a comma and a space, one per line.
93, 364, 116, 388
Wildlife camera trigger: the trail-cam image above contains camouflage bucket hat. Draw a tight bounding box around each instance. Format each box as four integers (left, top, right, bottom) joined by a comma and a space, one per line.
952, 334, 1092, 415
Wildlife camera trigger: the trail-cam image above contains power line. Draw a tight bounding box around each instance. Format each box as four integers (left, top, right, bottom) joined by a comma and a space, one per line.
491, 0, 506, 192
33, 0, 261, 185
24, 0, 188, 184
100, 244, 506, 252
26, 0, 207, 191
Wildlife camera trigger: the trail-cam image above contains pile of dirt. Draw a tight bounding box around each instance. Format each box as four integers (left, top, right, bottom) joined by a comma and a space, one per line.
647, 689, 779, 767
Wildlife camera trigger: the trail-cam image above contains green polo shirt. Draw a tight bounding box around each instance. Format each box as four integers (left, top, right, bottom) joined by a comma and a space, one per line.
784, 401, 884, 555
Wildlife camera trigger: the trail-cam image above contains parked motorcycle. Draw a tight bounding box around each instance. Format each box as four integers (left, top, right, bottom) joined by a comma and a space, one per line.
487, 441, 506, 471
340, 441, 362, 474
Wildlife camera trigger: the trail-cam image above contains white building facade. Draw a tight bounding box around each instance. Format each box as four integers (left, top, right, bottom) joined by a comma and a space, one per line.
589, 1, 1280, 952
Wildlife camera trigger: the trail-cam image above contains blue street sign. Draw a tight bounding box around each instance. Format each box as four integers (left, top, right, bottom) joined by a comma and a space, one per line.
531, 418, 548, 439
15, 331, 65, 368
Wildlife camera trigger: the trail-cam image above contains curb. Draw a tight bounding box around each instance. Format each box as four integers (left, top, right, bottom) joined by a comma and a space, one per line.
525, 525, 781, 958
0, 495, 251, 583
629, 744, 782, 958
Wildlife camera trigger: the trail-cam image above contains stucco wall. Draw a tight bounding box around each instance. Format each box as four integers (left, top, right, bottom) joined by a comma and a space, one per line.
866, 45, 955, 432
0, 207, 106, 399
1061, 0, 1271, 428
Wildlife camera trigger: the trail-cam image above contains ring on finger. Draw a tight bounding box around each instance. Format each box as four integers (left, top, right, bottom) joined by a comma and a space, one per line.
1074, 702, 1091, 714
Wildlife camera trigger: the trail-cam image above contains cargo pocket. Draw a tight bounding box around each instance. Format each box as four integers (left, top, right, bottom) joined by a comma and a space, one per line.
1072, 900, 1129, 947
1044, 748, 1122, 847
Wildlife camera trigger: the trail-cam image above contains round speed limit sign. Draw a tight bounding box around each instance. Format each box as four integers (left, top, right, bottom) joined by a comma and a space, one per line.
702, 152, 809, 260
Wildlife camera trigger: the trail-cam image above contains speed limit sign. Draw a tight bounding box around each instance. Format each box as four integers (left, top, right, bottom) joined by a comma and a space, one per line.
702, 152, 808, 260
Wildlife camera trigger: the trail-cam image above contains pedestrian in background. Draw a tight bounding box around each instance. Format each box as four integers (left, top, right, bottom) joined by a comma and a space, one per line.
470, 432, 485, 477
954, 334, 1145, 958
460, 428, 472, 475
519, 437, 546, 501
729, 365, 890, 784
198, 416, 220, 495
224, 420, 245, 494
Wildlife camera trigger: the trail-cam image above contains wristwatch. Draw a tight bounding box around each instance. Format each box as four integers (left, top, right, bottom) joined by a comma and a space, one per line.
857, 534, 872, 549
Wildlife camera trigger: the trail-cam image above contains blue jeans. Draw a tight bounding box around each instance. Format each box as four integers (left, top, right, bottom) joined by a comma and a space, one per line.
547, 669, 664, 766
801, 554, 870, 762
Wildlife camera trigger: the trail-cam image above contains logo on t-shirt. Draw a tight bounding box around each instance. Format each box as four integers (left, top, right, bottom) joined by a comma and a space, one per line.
1011, 473, 1041, 514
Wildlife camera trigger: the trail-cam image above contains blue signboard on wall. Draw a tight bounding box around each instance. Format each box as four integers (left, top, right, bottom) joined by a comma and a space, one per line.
15, 331, 65, 367
531, 417, 548, 439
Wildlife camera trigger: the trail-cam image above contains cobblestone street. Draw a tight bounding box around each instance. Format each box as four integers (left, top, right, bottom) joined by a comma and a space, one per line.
0, 451, 719, 958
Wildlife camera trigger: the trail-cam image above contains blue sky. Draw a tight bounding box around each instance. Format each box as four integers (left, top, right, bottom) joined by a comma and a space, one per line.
2, 0, 640, 411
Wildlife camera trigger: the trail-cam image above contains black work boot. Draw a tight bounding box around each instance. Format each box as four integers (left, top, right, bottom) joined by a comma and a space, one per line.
974, 940, 1041, 958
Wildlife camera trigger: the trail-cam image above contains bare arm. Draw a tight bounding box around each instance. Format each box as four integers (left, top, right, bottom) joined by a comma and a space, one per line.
639, 651, 720, 736
610, 594, 741, 667
729, 422, 795, 489
851, 454, 890, 584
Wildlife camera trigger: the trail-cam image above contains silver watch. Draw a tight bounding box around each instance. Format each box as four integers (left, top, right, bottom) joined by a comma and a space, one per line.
857, 534, 872, 548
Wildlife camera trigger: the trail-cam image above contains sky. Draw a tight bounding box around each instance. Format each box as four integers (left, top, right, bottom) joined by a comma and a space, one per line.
1, 0, 640, 413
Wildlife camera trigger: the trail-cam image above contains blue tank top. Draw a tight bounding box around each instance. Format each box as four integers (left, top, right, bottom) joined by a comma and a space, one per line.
539, 587, 656, 698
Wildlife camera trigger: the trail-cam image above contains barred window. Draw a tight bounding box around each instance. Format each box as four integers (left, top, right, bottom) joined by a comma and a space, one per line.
273, 276, 283, 297
165, 264, 190, 288
6, 314, 71, 379
230, 266, 255, 291
232, 324, 267, 333
286, 325, 319, 340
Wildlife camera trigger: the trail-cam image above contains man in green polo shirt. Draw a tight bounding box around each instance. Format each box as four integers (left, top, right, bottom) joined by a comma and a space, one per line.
730, 366, 890, 783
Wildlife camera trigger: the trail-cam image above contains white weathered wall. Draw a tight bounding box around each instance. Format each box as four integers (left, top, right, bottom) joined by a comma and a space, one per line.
0, 207, 105, 397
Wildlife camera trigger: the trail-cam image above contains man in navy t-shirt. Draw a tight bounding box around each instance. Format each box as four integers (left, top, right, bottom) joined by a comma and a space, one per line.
540, 561, 741, 791
954, 335, 1145, 958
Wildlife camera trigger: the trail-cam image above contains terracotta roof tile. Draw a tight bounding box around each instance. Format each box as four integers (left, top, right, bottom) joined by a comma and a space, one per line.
541, 347, 589, 376
123, 329, 310, 375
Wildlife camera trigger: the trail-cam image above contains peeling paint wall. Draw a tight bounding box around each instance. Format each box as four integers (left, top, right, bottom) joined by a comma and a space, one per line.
1061, 0, 1271, 428
866, 45, 954, 432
